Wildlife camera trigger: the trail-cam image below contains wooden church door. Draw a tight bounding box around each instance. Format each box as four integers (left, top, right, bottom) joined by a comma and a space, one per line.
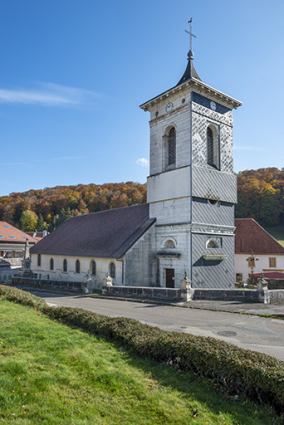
166, 268, 175, 288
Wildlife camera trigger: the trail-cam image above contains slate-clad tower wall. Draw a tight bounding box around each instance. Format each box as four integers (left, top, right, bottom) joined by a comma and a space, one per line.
140, 43, 241, 289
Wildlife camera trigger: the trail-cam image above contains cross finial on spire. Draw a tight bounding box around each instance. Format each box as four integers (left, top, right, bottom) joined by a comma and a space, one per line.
185, 18, 196, 52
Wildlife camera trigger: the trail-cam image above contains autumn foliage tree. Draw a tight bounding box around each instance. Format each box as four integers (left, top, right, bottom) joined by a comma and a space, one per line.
1, 169, 282, 232
235, 168, 284, 227
0, 182, 147, 232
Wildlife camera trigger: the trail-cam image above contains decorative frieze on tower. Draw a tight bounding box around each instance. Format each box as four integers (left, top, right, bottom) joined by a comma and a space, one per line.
140, 21, 242, 289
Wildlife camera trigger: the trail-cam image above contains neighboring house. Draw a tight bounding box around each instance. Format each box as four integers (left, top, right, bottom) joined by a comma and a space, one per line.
26, 230, 48, 243
0, 222, 38, 267
235, 218, 284, 282
30, 27, 242, 289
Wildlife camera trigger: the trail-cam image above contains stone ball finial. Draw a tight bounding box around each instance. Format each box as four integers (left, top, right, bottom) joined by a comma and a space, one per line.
187, 50, 194, 59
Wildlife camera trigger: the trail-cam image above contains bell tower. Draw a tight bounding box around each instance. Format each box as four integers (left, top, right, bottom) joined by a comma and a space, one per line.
140, 22, 242, 289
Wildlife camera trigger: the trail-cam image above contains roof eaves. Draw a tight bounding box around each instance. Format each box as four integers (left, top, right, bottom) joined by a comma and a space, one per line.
140, 78, 242, 111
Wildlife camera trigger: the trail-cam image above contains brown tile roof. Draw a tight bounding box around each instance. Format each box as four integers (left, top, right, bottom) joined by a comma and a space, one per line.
0, 222, 38, 244
30, 203, 155, 258
235, 219, 284, 255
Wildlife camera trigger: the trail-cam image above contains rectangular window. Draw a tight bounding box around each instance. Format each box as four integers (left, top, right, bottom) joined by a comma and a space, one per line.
248, 259, 255, 267
269, 257, 276, 267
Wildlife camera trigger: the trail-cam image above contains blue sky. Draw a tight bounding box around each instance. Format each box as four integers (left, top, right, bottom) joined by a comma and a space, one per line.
1, 0, 283, 196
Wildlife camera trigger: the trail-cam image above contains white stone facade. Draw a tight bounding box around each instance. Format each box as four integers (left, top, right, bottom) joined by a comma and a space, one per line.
31, 254, 123, 288
155, 223, 191, 288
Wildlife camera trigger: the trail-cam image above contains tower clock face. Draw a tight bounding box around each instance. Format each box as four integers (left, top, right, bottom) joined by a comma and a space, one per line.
210, 101, 217, 111
166, 102, 173, 113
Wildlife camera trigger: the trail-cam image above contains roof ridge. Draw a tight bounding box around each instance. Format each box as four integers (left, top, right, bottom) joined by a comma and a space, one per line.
72, 202, 148, 220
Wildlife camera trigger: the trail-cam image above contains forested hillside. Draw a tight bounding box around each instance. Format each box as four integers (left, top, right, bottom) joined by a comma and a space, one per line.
236, 168, 284, 227
0, 168, 283, 232
0, 182, 147, 232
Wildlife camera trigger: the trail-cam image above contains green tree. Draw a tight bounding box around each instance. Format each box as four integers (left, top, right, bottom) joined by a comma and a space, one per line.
20, 210, 38, 232
37, 213, 47, 231
54, 207, 73, 229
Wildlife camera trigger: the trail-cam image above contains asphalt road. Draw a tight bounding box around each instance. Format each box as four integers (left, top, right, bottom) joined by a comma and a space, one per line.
31, 292, 284, 362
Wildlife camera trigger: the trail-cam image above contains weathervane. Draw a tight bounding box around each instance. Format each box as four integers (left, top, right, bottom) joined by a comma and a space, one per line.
185, 18, 196, 52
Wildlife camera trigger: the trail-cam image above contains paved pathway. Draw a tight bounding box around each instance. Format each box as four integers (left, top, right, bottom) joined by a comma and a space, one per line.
29, 291, 284, 362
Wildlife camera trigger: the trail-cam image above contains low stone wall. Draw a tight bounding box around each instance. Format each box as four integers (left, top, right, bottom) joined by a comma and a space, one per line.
192, 289, 261, 302
102, 286, 269, 303
0, 269, 13, 284
268, 290, 284, 304
103, 285, 183, 300
12, 277, 84, 293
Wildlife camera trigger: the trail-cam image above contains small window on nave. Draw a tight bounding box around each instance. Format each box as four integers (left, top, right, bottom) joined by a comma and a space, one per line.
91, 260, 96, 276
63, 259, 67, 272
50, 258, 54, 271
37, 254, 41, 267
75, 260, 80, 274
110, 262, 115, 278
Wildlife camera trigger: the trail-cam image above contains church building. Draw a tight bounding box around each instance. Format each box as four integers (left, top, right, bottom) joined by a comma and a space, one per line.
30, 24, 242, 290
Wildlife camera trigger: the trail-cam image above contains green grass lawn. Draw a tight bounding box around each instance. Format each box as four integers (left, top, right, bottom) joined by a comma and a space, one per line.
0, 301, 281, 425
265, 225, 284, 247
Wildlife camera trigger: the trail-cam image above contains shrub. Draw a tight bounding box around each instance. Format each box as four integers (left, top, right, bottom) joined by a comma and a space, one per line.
0, 284, 46, 310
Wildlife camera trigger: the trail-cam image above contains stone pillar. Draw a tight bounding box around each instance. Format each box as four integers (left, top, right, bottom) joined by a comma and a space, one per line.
180, 273, 194, 301
102, 274, 113, 295
257, 278, 270, 304
84, 270, 94, 294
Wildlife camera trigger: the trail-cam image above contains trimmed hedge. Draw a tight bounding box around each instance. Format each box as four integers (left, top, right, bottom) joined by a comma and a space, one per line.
0, 284, 46, 310
1, 284, 284, 414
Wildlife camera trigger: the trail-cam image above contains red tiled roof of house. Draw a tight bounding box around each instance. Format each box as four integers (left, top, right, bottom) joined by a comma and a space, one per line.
235, 218, 284, 255
0, 222, 38, 244
30, 203, 155, 258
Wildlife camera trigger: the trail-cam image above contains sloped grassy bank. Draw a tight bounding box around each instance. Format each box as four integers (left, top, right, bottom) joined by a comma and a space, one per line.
1, 285, 284, 415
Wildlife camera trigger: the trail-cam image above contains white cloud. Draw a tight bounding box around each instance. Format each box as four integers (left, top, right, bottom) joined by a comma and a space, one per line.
0, 82, 102, 106
136, 158, 149, 167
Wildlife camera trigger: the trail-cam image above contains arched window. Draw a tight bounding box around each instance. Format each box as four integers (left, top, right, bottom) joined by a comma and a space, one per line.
165, 240, 175, 249
91, 260, 96, 276
75, 260, 80, 274
109, 262, 115, 278
207, 240, 218, 248
207, 125, 220, 169
207, 127, 214, 166
63, 259, 67, 272
206, 237, 222, 249
168, 127, 176, 166
37, 254, 41, 267
50, 258, 54, 271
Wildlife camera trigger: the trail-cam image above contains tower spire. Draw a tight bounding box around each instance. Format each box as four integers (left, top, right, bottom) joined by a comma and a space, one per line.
176, 18, 202, 86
